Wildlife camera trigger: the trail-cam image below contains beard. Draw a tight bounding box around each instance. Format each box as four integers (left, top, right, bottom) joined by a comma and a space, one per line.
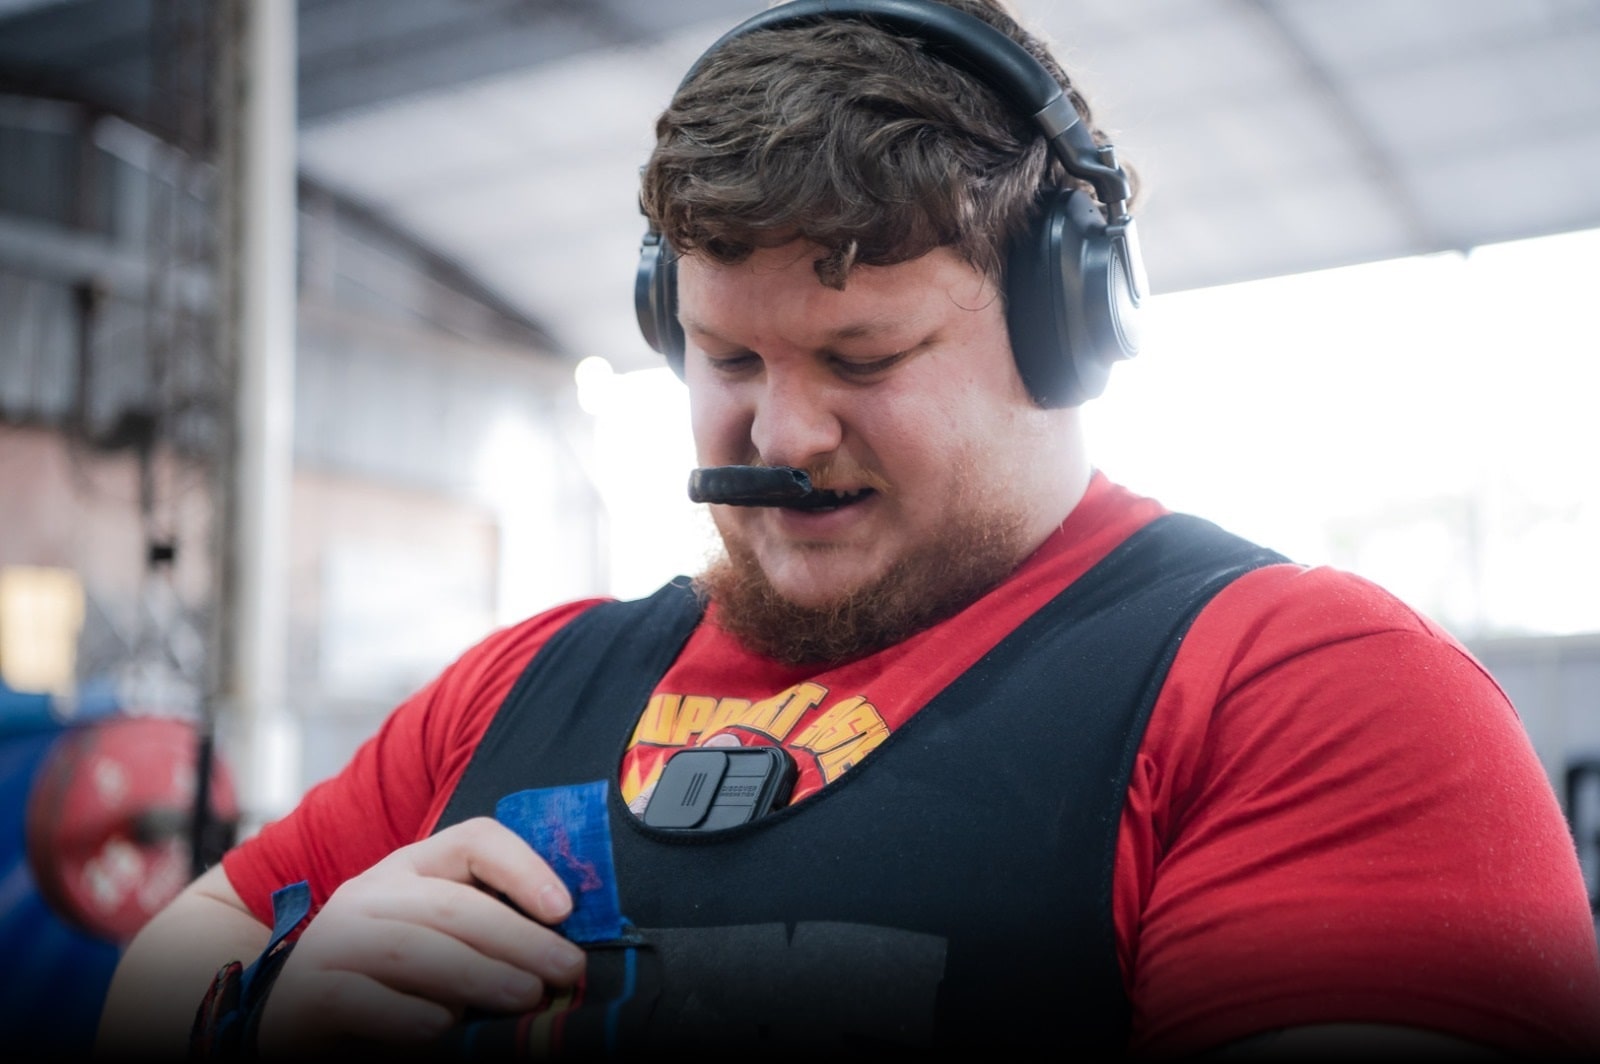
694, 464, 1037, 667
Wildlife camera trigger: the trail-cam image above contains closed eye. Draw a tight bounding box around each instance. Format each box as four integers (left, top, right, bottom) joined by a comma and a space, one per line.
704, 351, 761, 376
830, 351, 909, 379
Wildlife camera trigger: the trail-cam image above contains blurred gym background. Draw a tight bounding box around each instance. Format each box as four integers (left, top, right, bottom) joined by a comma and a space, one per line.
2, 0, 1598, 1052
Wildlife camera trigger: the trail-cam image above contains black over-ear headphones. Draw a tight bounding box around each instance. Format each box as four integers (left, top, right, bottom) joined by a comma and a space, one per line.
634, 0, 1148, 408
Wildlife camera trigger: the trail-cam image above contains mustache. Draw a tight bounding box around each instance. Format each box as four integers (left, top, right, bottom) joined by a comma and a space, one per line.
801, 458, 891, 495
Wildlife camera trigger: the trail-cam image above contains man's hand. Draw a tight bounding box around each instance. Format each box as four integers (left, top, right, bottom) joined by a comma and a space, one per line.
256, 816, 588, 1055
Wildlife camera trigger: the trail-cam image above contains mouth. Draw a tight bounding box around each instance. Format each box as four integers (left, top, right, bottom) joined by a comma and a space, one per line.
782, 487, 877, 512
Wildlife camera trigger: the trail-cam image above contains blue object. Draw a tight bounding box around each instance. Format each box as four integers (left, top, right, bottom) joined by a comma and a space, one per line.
0, 679, 58, 737
0, 720, 120, 1056
495, 781, 626, 944
0, 675, 121, 740
245, 881, 310, 998
200, 880, 310, 1055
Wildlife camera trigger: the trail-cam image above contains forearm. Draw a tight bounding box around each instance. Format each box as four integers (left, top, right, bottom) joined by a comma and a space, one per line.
94, 864, 271, 1060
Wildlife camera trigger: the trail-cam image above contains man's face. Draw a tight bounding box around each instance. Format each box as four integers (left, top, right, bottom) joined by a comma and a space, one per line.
679, 241, 1079, 620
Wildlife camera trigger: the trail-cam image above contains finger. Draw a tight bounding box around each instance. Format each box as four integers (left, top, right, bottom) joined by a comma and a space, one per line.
322, 917, 555, 1014
260, 966, 457, 1053
399, 817, 575, 926
358, 875, 586, 986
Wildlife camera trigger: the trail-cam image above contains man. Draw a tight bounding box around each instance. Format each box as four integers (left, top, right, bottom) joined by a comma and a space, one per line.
97, 0, 1600, 1059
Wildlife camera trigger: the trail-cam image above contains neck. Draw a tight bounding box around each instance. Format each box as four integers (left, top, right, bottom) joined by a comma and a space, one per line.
1015, 405, 1093, 553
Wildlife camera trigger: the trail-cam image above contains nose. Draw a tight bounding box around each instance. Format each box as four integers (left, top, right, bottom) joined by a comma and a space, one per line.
749, 368, 844, 469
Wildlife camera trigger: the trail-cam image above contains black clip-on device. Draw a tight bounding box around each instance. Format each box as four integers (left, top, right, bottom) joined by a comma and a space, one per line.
642, 746, 797, 831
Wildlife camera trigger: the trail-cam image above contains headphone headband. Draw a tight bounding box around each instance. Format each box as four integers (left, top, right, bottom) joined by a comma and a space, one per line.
676, 0, 1130, 211
636, 0, 1147, 408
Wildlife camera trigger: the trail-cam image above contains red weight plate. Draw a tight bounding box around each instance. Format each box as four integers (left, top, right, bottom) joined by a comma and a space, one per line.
23, 715, 238, 944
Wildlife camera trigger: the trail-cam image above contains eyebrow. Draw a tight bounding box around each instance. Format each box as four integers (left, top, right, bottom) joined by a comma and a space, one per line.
680, 316, 905, 347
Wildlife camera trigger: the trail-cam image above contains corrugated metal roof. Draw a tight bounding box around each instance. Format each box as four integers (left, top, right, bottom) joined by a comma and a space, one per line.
6, 0, 1599, 371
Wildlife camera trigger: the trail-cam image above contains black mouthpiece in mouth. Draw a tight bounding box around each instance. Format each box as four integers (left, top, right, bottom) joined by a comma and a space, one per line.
688, 466, 874, 511
688, 464, 876, 508
688, 466, 812, 507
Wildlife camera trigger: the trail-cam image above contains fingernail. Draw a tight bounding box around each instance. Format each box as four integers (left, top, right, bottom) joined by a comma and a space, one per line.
539, 882, 571, 919
501, 970, 539, 1005
552, 943, 586, 978
415, 1008, 454, 1039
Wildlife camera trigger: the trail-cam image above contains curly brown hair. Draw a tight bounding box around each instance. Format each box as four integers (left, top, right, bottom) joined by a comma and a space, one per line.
640, 0, 1133, 290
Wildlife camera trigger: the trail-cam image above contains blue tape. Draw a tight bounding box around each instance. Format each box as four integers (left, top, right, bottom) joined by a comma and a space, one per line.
241, 880, 310, 999
495, 780, 625, 944
605, 944, 638, 1054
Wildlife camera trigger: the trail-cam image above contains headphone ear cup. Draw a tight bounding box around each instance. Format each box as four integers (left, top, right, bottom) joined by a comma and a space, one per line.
1004, 188, 1141, 408
635, 229, 686, 376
